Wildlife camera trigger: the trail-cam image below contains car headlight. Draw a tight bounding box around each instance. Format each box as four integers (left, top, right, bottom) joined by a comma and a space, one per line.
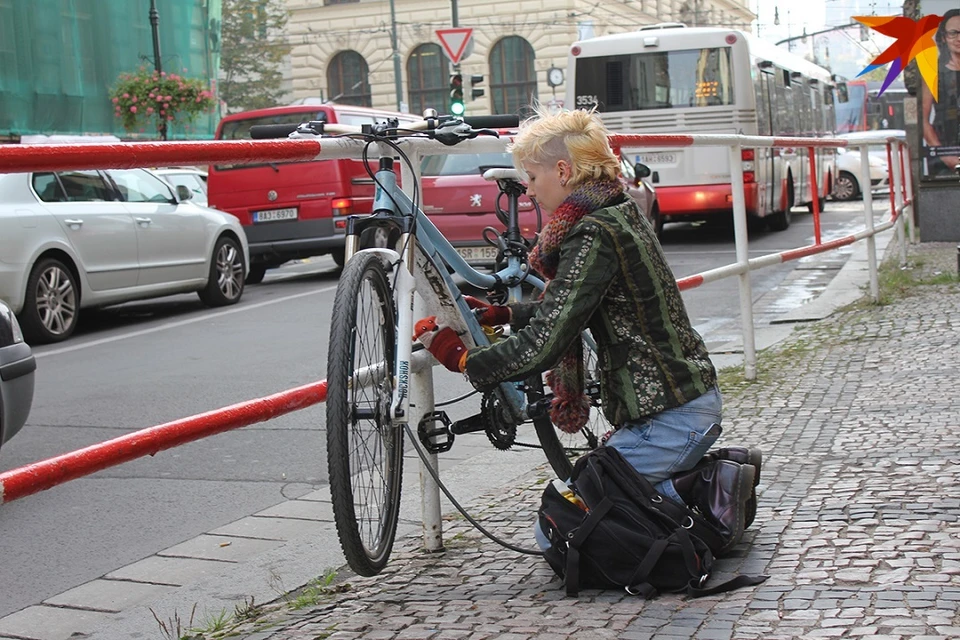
0, 300, 24, 344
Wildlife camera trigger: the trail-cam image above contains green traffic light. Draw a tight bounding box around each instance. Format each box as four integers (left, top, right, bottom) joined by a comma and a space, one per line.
450, 101, 465, 116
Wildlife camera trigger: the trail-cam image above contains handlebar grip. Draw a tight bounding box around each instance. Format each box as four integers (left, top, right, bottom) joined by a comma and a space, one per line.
463, 115, 520, 129
249, 124, 300, 139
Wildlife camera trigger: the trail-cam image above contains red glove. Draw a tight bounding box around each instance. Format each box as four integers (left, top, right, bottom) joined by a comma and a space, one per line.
464, 296, 511, 326
414, 316, 469, 372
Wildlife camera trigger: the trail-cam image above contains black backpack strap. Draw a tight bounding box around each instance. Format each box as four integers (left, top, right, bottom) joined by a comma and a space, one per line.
564, 497, 614, 597
624, 538, 669, 598
687, 573, 769, 598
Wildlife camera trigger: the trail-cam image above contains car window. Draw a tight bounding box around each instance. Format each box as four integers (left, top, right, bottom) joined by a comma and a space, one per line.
32, 172, 67, 202
421, 152, 514, 177
109, 169, 175, 203
163, 172, 207, 196
55, 170, 114, 202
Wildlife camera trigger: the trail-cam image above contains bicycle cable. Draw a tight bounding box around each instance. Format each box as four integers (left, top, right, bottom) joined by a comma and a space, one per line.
401, 422, 544, 557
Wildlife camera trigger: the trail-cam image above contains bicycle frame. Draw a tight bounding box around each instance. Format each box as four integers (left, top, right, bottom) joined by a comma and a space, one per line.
342, 153, 545, 428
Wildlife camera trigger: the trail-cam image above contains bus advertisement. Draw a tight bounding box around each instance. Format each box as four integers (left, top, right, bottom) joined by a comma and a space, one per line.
567, 24, 838, 231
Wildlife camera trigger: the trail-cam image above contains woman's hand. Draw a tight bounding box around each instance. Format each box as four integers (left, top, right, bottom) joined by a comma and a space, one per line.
464, 296, 511, 326
414, 316, 468, 372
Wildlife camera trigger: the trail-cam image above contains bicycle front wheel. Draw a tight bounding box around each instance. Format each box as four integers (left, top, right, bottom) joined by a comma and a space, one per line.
326, 252, 403, 576
531, 334, 609, 479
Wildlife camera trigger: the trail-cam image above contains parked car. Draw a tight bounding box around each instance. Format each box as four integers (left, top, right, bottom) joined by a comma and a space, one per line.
419, 152, 661, 267
832, 130, 902, 201
154, 167, 208, 207
0, 298, 35, 451
0, 168, 249, 343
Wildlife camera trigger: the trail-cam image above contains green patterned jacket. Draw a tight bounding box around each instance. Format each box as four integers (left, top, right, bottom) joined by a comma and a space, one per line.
463, 198, 717, 427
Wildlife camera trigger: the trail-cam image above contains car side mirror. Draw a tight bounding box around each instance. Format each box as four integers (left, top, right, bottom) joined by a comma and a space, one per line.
176, 185, 193, 201
634, 162, 652, 179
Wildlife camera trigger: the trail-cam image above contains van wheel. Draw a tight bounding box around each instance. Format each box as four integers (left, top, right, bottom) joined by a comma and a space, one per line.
651, 205, 664, 239
246, 265, 267, 285
767, 181, 794, 231
199, 236, 245, 306
21, 257, 80, 344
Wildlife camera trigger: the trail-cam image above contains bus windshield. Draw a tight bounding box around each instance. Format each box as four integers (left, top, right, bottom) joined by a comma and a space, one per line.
575, 47, 734, 112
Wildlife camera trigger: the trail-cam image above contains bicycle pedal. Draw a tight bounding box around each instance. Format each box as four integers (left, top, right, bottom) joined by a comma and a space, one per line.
417, 411, 454, 453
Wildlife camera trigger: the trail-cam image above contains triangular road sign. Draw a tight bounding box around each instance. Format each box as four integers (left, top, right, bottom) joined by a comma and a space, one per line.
436, 27, 473, 65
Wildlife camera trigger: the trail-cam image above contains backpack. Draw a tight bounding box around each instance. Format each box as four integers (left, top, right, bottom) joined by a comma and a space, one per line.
538, 446, 767, 598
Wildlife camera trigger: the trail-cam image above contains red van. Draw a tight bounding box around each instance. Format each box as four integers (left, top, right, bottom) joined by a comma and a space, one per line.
208, 102, 419, 283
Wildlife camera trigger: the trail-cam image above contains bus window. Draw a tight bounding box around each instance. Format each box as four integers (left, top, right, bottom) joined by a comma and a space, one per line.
574, 47, 734, 112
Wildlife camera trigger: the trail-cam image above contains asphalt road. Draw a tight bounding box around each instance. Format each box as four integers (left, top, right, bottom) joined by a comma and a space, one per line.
0, 201, 871, 619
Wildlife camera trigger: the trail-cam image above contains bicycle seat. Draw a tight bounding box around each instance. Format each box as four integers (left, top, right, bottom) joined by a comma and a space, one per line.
481, 167, 522, 182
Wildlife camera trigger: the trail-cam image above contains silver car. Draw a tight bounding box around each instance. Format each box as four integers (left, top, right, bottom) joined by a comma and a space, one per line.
0, 168, 249, 343
0, 298, 34, 450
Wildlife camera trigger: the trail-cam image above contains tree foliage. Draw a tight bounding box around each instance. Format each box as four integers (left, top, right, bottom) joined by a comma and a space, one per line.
219, 0, 291, 112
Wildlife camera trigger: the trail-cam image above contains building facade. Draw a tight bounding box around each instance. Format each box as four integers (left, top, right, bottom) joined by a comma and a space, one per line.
285, 0, 755, 116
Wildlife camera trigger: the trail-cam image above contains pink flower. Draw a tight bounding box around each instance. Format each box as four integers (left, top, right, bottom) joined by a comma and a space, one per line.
167, 116, 173, 121
112, 97, 119, 104
160, 71, 166, 76
146, 107, 154, 114
130, 106, 137, 113
163, 103, 169, 109
123, 93, 129, 98
148, 92, 155, 98
131, 95, 138, 103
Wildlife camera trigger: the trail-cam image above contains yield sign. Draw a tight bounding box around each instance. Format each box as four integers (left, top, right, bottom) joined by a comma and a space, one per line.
436, 27, 473, 65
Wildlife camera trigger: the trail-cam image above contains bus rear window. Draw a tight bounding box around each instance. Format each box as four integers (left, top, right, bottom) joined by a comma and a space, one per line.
575, 47, 734, 112
217, 111, 327, 140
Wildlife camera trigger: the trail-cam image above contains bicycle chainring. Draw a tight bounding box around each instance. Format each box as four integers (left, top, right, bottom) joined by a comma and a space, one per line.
482, 392, 517, 450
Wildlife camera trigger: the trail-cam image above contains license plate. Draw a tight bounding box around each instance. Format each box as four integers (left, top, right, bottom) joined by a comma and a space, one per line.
252, 207, 298, 223
455, 246, 499, 263
636, 152, 677, 165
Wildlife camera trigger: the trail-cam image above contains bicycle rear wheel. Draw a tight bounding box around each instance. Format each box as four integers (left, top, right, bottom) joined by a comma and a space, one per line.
326, 252, 403, 576
531, 334, 608, 479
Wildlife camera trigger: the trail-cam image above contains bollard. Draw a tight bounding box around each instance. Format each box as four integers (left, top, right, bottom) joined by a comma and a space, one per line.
957, 245, 960, 276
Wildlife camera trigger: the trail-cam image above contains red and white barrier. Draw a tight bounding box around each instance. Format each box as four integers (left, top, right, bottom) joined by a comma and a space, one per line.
0, 381, 326, 504
0, 131, 912, 506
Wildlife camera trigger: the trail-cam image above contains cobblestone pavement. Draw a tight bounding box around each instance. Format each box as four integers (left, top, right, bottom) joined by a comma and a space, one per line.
227, 243, 960, 640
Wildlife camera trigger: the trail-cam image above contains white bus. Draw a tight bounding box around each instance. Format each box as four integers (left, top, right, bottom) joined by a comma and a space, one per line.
567, 24, 838, 231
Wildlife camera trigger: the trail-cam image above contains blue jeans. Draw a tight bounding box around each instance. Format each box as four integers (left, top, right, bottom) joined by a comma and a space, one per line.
605, 385, 723, 504
534, 386, 723, 550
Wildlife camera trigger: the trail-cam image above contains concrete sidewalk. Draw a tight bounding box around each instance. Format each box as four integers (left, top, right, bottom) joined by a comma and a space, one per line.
181, 241, 960, 640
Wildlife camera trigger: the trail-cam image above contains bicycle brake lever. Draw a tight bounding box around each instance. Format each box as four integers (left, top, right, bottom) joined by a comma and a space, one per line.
433, 123, 500, 146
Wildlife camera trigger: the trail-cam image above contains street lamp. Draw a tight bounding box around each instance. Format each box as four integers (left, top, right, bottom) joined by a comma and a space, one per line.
149, 0, 167, 141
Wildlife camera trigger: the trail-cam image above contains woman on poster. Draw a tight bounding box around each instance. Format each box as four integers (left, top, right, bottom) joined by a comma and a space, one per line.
921, 8, 960, 178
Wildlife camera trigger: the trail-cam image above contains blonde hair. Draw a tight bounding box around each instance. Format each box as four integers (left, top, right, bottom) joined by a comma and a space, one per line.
508, 105, 620, 187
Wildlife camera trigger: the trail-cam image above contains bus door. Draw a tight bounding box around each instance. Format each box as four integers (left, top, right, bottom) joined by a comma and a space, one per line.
758, 68, 777, 216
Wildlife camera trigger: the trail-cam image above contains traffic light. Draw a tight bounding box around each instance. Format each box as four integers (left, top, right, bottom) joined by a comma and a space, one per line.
449, 73, 465, 116
469, 74, 485, 101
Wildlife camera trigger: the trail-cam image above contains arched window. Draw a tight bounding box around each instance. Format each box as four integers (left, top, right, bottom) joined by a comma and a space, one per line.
407, 43, 447, 116
489, 36, 537, 115
328, 50, 371, 107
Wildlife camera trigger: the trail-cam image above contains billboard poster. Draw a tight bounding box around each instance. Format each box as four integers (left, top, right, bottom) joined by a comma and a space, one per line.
920, 0, 960, 181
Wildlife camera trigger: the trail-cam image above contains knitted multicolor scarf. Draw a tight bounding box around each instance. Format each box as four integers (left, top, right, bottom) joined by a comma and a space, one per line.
528, 178, 626, 433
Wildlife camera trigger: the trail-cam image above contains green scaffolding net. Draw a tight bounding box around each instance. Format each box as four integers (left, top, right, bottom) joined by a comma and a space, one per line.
0, 0, 222, 141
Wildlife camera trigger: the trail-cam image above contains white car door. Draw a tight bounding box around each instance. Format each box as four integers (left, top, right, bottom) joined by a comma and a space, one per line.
108, 169, 207, 286
37, 171, 139, 291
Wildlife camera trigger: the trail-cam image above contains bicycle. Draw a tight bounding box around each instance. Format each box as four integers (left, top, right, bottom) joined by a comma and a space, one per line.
252, 113, 611, 576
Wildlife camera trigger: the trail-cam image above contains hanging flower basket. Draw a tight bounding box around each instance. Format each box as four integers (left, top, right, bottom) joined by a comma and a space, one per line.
109, 67, 215, 135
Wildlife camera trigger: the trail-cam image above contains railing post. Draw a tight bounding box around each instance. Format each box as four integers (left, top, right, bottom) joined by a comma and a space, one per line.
728, 142, 756, 380
889, 142, 907, 266
860, 146, 880, 302
808, 145, 822, 245
400, 149, 443, 553
901, 144, 917, 245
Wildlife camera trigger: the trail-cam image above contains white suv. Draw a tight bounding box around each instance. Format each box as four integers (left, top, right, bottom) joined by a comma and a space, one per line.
0, 168, 249, 343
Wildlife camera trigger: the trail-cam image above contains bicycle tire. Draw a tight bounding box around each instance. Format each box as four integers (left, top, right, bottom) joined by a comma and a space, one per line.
326, 252, 403, 576
530, 334, 608, 479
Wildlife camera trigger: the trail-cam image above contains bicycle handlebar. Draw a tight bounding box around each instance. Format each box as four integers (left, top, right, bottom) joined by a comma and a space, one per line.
248, 114, 520, 141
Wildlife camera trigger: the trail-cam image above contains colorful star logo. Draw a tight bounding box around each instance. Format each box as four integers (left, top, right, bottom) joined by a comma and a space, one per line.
855, 14, 944, 101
